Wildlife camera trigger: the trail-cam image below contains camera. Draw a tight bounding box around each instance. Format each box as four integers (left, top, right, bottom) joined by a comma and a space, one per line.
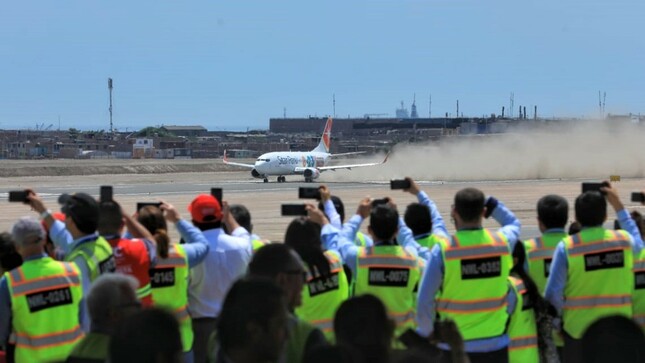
371, 198, 389, 208
211, 188, 223, 202
581, 182, 608, 194
136, 202, 162, 211
631, 192, 645, 203
100, 185, 113, 202
390, 179, 411, 190
8, 190, 29, 203
281, 204, 308, 216
298, 187, 321, 200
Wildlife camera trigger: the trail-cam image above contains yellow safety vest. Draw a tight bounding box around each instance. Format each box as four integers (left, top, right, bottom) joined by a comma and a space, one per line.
6, 257, 84, 363
562, 228, 633, 339
355, 232, 368, 247
523, 232, 567, 294
416, 234, 447, 250
507, 276, 539, 363
65, 236, 116, 283
632, 249, 645, 331
251, 239, 269, 252
150, 244, 193, 352
296, 250, 349, 340
355, 245, 420, 343
437, 229, 512, 341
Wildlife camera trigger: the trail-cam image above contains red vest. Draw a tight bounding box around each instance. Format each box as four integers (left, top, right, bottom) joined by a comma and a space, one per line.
107, 237, 154, 307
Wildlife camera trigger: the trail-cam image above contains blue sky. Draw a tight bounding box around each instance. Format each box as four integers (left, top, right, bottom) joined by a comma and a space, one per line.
1, 0, 643, 131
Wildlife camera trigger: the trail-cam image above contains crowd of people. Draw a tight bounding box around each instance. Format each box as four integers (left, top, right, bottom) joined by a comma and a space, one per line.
0, 178, 644, 363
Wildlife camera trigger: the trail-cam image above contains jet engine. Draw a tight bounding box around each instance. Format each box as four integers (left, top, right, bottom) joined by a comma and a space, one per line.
303, 168, 320, 182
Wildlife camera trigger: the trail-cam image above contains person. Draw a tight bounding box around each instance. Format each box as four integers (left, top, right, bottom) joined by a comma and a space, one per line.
209, 278, 290, 363
98, 200, 157, 307
109, 307, 183, 363
581, 315, 645, 363
27, 191, 116, 331
184, 195, 253, 363
286, 213, 350, 340
66, 273, 141, 363
227, 204, 271, 251
545, 183, 643, 363
401, 177, 449, 249
317, 185, 373, 247
333, 295, 394, 363
247, 243, 327, 363
416, 188, 521, 363
0, 217, 84, 362
633, 210, 645, 331
322, 197, 423, 344
0, 233, 20, 363
138, 202, 210, 363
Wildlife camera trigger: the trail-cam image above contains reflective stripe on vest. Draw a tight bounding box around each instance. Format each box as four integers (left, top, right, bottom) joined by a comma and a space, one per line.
635, 261, 645, 270
358, 246, 417, 268
528, 248, 555, 260
437, 295, 507, 313
567, 239, 632, 256
509, 335, 538, 350
136, 283, 152, 299
563, 295, 631, 309
155, 256, 187, 268
444, 244, 509, 260
15, 326, 84, 349
9, 264, 79, 296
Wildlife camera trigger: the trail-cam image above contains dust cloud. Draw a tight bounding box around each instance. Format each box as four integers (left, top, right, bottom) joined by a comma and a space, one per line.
325, 120, 645, 182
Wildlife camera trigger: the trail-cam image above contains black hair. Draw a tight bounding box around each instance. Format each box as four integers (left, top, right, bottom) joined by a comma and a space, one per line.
192, 220, 222, 231
229, 204, 252, 232
568, 221, 582, 235
537, 195, 568, 229
575, 192, 607, 227
369, 205, 399, 242
318, 196, 346, 223
334, 295, 394, 363
582, 315, 645, 362
454, 188, 485, 223
98, 200, 122, 235
109, 307, 183, 363
218, 278, 285, 352
510, 242, 555, 361
404, 203, 432, 236
284, 217, 331, 277
248, 243, 299, 279
0, 232, 22, 272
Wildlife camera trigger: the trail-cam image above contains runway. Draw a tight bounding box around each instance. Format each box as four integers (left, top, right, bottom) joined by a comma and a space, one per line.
1, 171, 644, 242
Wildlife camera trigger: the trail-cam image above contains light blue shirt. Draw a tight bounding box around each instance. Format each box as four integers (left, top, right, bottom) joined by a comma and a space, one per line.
323, 200, 342, 230
544, 209, 643, 317
175, 220, 210, 268
415, 198, 520, 353
0, 254, 86, 345
416, 190, 449, 239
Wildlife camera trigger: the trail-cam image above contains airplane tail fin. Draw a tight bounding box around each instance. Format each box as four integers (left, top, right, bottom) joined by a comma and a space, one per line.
312, 117, 332, 153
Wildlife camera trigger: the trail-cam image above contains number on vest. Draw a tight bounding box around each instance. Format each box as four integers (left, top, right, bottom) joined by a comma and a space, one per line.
150, 268, 176, 288
368, 268, 410, 287
584, 251, 624, 271
308, 273, 339, 297
26, 287, 73, 313
460, 257, 501, 279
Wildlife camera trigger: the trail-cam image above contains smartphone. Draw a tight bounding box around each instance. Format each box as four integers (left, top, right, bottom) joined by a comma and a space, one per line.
371, 198, 389, 208
100, 185, 113, 202
8, 190, 29, 203
398, 328, 429, 348
390, 179, 411, 190
136, 202, 162, 211
581, 182, 607, 194
298, 187, 320, 200
281, 204, 307, 216
211, 188, 223, 203
631, 192, 645, 203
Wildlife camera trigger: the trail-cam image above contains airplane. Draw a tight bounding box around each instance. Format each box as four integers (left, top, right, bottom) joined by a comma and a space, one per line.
222, 117, 389, 183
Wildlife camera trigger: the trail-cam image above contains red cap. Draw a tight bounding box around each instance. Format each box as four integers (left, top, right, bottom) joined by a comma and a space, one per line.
188, 194, 222, 223
42, 212, 67, 241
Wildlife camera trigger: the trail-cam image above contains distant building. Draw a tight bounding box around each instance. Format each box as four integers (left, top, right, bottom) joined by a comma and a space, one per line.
160, 125, 208, 137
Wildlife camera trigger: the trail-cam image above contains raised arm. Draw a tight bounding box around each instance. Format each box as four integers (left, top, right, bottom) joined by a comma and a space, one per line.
162, 202, 209, 268
487, 197, 521, 251
604, 183, 644, 255
404, 177, 448, 238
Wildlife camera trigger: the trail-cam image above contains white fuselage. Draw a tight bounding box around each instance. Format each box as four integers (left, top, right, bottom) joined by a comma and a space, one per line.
251, 151, 331, 178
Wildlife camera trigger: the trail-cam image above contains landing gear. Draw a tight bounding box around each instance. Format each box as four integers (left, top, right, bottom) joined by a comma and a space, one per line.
304, 177, 313, 183
263, 178, 268, 183
277, 176, 286, 183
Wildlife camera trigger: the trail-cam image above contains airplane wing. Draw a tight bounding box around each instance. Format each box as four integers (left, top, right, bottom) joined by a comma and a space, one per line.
330, 151, 367, 157
222, 150, 255, 169
318, 152, 390, 171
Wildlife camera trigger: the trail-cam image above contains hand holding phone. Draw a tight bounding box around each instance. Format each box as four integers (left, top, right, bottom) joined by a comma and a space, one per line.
100, 186, 113, 202
137, 202, 162, 211
8, 190, 29, 203
631, 192, 645, 203
581, 182, 609, 194
211, 188, 223, 203
371, 198, 389, 208
390, 179, 411, 190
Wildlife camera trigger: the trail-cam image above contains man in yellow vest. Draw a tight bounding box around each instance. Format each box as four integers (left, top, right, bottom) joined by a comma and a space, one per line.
416, 188, 520, 363
545, 183, 643, 363
27, 191, 115, 332
401, 177, 449, 249
0, 217, 84, 362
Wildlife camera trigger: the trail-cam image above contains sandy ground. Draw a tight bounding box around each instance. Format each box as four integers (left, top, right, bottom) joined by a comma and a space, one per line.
1, 160, 644, 242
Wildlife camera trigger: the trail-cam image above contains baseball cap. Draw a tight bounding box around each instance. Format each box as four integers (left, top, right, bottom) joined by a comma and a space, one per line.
188, 194, 222, 223
59, 192, 100, 234
11, 216, 46, 246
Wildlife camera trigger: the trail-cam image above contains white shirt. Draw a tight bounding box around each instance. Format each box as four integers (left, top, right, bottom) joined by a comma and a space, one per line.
187, 227, 252, 318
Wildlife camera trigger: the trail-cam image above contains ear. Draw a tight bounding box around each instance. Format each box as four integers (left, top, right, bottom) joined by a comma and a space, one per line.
367, 225, 375, 239
481, 207, 487, 218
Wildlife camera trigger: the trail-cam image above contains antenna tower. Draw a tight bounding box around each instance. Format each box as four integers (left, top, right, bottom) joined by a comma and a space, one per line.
108, 78, 114, 134
429, 94, 432, 118
509, 92, 515, 118
333, 94, 336, 118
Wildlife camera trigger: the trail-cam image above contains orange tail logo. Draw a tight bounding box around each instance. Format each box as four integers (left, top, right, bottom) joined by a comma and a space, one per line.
322, 117, 332, 152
